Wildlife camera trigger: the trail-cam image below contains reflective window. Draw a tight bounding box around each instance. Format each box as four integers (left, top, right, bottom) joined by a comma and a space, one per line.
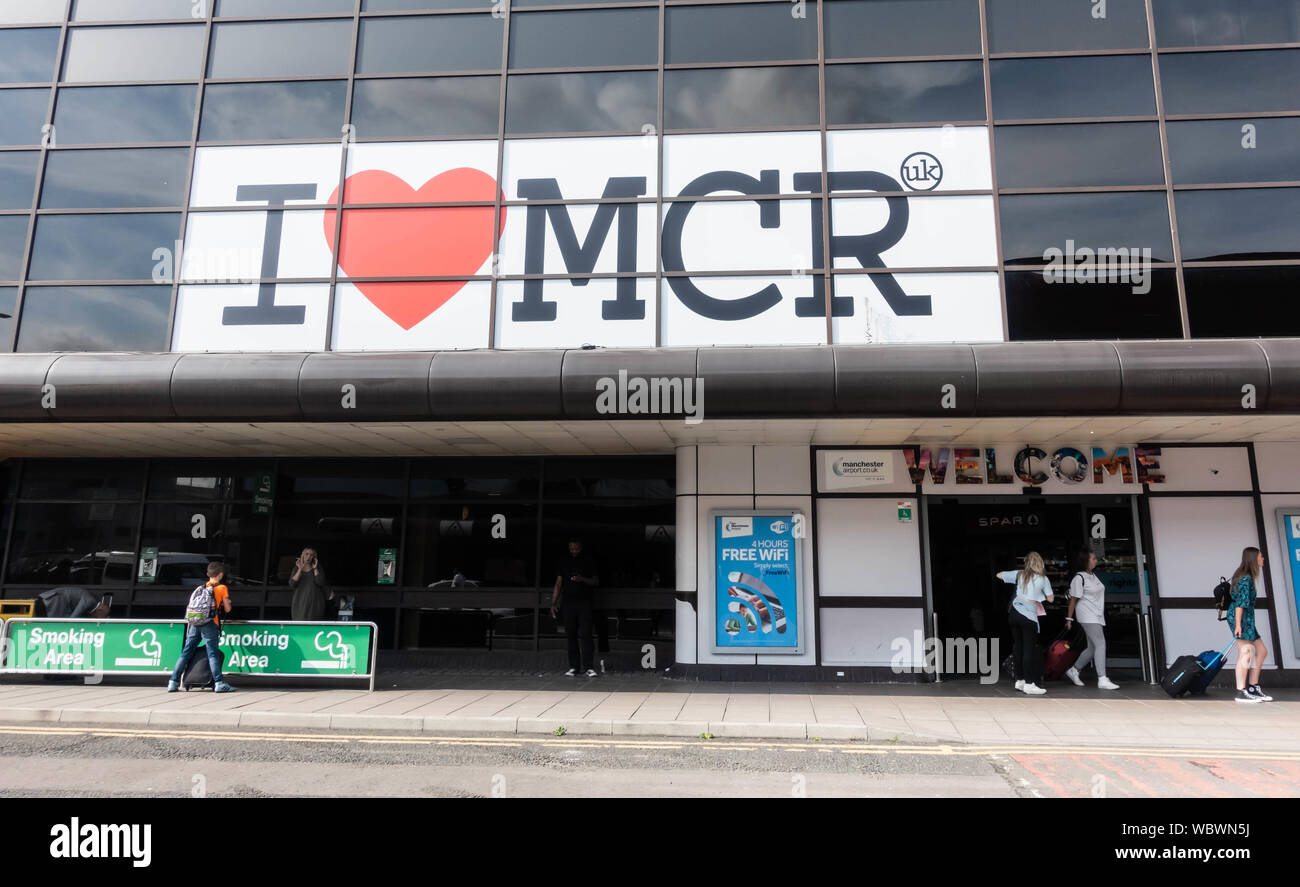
363, 0, 484, 9
410, 458, 540, 498
0, 1, 67, 24
41, 148, 190, 209
510, 9, 656, 69
0, 28, 59, 83
665, 66, 819, 130
357, 15, 503, 74
208, 20, 355, 78
278, 460, 407, 499
62, 24, 206, 82
1186, 267, 1300, 337
200, 80, 348, 141
543, 456, 675, 499
269, 503, 402, 586
139, 504, 268, 587
1005, 269, 1182, 340
20, 461, 146, 499
28, 214, 182, 280
666, 3, 817, 64
351, 76, 499, 138
1160, 50, 1300, 115
505, 71, 656, 134
995, 123, 1165, 188
406, 503, 538, 587
16, 285, 173, 350
1153, 0, 1300, 48
53, 85, 197, 144
542, 502, 675, 588
5, 503, 141, 586
0, 89, 51, 146
991, 55, 1155, 120
514, 0, 649, 5
999, 192, 1173, 265
824, 0, 981, 59
73, 0, 200, 19
217, 0, 357, 13
987, 0, 1149, 52
0, 216, 28, 280
0, 287, 14, 349
149, 461, 264, 499
1176, 188, 1300, 261
1169, 118, 1300, 185
0, 152, 39, 209
826, 60, 985, 125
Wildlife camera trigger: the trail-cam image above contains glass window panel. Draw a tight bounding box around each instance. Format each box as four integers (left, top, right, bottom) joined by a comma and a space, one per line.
5, 502, 141, 586
0, 88, 51, 146
73, 0, 200, 20
1160, 49, 1300, 115
1185, 266, 1300, 337
208, 20, 354, 78
268, 503, 402, 586
351, 76, 499, 138
505, 71, 656, 134
0, 152, 39, 209
16, 285, 172, 350
1176, 188, 1300, 261
41, 148, 190, 208
364, 0, 484, 9
28, 214, 181, 280
0, 1, 67, 24
1153, 0, 1300, 48
217, 0, 357, 14
409, 458, 540, 498
278, 459, 407, 499
1169, 118, 1300, 185
1005, 269, 1182, 340
53, 84, 197, 144
200, 80, 347, 140
139, 503, 268, 586
824, 0, 981, 59
825, 60, 985, 125
666, 3, 816, 64
542, 456, 674, 499
149, 461, 264, 499
20, 461, 146, 499
665, 66, 819, 130
991, 55, 1155, 120
995, 123, 1165, 189
999, 192, 1173, 265
62, 24, 206, 82
513, 0, 649, 5
405, 503, 538, 587
0, 216, 29, 280
0, 28, 60, 83
0, 287, 15, 349
541, 502, 676, 588
510, 9, 656, 69
987, 0, 1149, 52
357, 15, 503, 74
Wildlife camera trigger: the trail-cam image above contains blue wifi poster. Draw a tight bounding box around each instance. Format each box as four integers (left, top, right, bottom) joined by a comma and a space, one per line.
715, 514, 801, 651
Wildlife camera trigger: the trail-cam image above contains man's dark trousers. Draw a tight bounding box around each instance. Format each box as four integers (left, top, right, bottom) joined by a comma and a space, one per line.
563, 599, 595, 672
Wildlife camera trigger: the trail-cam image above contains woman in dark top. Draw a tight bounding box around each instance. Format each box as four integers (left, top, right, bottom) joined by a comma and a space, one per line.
1229, 546, 1271, 704
289, 547, 331, 622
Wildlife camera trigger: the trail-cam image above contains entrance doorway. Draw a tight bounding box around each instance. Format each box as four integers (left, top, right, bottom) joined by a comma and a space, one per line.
926, 496, 1143, 680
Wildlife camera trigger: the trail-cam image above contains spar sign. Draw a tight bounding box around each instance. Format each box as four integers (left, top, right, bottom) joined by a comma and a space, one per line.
169, 127, 1000, 352
0, 620, 378, 689
712, 512, 806, 654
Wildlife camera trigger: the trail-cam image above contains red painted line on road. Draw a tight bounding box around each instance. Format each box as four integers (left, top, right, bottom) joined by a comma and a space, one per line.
1193, 760, 1294, 798
1009, 755, 1075, 798
1082, 756, 1158, 797
1139, 755, 1232, 798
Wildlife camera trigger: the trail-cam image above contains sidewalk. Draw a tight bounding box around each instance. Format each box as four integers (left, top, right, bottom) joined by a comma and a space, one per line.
2, 673, 1297, 750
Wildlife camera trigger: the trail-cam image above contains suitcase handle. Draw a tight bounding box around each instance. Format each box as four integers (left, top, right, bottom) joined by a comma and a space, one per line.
1202, 638, 1237, 671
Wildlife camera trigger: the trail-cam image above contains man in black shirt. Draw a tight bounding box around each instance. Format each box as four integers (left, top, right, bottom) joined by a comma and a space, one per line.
35, 587, 110, 619
550, 539, 599, 677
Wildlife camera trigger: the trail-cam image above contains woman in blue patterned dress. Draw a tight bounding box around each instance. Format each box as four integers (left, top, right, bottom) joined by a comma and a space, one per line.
1229, 547, 1272, 704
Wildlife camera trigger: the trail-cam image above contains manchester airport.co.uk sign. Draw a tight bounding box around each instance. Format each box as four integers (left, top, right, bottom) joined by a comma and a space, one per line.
167, 126, 1002, 352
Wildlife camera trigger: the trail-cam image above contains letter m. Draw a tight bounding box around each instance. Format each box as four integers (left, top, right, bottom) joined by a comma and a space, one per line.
513, 176, 647, 321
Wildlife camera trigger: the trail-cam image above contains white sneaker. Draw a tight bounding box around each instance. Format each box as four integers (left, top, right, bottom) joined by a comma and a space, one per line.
1022, 683, 1047, 696
564, 668, 576, 677
585, 668, 598, 678
1014, 679, 1024, 692
1064, 667, 1084, 687
1097, 676, 1119, 690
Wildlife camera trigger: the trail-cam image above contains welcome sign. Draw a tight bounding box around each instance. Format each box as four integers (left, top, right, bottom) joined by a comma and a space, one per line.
170, 127, 1001, 352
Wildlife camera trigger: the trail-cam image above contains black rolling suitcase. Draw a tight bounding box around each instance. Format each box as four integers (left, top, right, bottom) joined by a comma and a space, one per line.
182, 646, 225, 690
1161, 639, 1234, 698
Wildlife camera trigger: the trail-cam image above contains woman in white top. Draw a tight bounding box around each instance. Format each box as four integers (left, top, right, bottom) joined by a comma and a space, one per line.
997, 551, 1054, 695
1064, 546, 1118, 690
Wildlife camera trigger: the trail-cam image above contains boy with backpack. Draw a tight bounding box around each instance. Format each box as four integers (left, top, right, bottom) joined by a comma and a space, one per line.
167, 561, 234, 693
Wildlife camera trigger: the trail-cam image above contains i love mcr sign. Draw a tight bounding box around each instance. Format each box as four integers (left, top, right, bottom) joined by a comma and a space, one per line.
169, 126, 1002, 352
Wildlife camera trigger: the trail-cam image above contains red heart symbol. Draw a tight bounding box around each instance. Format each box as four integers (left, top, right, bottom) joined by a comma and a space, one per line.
324, 168, 504, 331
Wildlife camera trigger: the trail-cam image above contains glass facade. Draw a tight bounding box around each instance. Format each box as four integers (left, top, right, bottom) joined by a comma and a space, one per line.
0, 0, 1295, 350
0, 456, 676, 653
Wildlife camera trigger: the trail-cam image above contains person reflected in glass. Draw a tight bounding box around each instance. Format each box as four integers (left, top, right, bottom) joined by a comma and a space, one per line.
289, 547, 331, 622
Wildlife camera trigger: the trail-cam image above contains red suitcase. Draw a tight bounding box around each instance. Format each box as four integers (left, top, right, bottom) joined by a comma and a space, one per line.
1043, 625, 1085, 681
